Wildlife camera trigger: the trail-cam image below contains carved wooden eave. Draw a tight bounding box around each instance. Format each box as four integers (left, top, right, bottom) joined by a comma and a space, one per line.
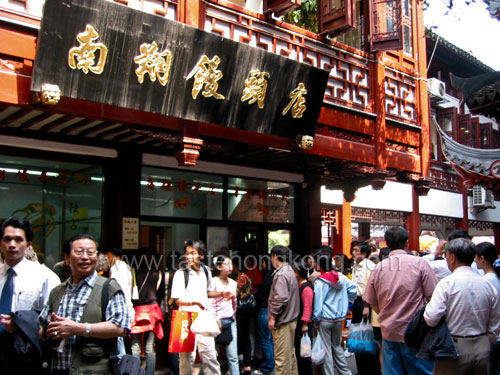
324, 169, 391, 202
450, 71, 500, 122
487, 0, 500, 20
433, 118, 500, 197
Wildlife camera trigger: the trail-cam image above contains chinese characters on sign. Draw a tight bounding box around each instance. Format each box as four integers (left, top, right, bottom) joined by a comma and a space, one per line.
241, 70, 270, 109
282, 83, 307, 119
134, 41, 173, 86
186, 55, 225, 100
122, 217, 139, 250
34, 0, 330, 139
68, 24, 108, 74
67, 26, 307, 117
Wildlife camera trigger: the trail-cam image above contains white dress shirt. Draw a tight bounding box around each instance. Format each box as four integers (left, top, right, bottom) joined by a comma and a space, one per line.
0, 257, 60, 312
424, 266, 500, 342
429, 259, 452, 281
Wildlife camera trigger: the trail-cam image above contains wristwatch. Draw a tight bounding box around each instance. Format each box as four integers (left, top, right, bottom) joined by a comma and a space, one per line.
83, 323, 91, 338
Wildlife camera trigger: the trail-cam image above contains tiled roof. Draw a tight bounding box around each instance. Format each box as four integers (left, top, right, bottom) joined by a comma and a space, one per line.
426, 29, 496, 73
433, 118, 500, 177
450, 71, 500, 120
488, 0, 500, 20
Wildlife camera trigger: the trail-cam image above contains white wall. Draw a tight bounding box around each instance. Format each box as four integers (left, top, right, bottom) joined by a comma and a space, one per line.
321, 181, 413, 212
469, 200, 500, 222
419, 189, 464, 218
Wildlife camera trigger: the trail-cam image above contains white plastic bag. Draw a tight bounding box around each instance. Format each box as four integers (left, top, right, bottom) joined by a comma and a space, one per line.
190, 309, 221, 337
311, 336, 326, 366
300, 333, 312, 358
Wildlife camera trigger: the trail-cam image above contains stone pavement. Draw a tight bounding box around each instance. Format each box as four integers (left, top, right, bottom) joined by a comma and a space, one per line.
153, 351, 359, 375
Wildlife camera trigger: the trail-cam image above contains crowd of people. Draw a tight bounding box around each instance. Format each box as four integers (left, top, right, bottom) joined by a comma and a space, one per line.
0, 215, 499, 375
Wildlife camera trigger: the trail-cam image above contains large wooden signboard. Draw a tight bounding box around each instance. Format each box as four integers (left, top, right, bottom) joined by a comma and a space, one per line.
32, 0, 330, 139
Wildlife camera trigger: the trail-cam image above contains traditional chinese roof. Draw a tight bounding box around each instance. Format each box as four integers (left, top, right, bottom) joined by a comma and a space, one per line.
426, 29, 496, 74
433, 118, 500, 195
450, 71, 500, 122
486, 0, 500, 20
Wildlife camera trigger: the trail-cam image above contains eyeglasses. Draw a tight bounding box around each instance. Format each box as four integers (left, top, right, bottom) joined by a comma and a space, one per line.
72, 248, 97, 256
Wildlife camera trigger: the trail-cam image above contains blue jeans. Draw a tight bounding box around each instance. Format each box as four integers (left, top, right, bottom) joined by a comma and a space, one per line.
132, 331, 156, 375
382, 339, 434, 375
220, 319, 240, 375
257, 307, 274, 374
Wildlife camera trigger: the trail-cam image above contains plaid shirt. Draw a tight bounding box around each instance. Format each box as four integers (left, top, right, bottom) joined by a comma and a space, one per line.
39, 271, 131, 371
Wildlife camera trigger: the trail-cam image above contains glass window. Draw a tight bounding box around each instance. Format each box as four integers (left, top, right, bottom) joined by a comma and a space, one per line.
334, 0, 364, 50
0, 155, 103, 268
228, 177, 294, 223
141, 167, 223, 220
268, 229, 291, 250
402, 0, 413, 56
140, 221, 200, 259
207, 226, 230, 255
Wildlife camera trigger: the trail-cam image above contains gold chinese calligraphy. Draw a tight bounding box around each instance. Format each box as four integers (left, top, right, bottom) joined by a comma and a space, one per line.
186, 55, 225, 100
282, 82, 307, 118
68, 25, 108, 74
134, 41, 173, 86
241, 70, 270, 109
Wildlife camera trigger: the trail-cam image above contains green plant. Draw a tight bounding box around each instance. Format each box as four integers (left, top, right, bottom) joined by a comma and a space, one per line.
282, 0, 319, 33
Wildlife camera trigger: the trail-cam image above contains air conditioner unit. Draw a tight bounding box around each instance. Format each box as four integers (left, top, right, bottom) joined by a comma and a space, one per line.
471, 185, 496, 209
427, 78, 446, 100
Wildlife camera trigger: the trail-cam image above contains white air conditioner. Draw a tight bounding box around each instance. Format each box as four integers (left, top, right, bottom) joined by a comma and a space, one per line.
427, 78, 446, 100
471, 185, 496, 209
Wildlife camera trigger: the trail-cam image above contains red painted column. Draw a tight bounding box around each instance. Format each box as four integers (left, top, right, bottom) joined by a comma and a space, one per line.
406, 186, 420, 252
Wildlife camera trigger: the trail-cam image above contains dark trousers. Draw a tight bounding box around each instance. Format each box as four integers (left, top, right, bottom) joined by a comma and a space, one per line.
491, 339, 500, 375
351, 296, 381, 375
237, 308, 254, 367
294, 322, 313, 375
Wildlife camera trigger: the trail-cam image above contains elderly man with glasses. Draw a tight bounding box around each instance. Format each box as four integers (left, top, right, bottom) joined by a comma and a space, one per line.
39, 234, 131, 375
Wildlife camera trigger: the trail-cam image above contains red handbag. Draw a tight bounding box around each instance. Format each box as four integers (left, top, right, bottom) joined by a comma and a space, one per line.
168, 310, 198, 353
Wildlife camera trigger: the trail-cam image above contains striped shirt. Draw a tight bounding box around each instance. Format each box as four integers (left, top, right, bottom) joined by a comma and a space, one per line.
39, 271, 130, 371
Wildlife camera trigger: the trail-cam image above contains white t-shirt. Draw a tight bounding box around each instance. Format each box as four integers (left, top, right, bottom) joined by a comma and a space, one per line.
170, 266, 212, 312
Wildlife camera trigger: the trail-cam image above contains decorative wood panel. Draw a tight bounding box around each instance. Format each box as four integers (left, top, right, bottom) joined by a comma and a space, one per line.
469, 220, 494, 231
429, 168, 460, 192
385, 68, 416, 123
205, 4, 373, 113
352, 207, 407, 223
318, 0, 356, 37
264, 0, 301, 17
0, 0, 178, 20
420, 214, 456, 228
369, 0, 403, 52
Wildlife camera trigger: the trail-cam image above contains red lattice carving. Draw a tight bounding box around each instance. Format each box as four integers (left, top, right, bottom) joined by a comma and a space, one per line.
429, 168, 460, 192
469, 221, 494, 231
211, 17, 225, 36
352, 207, 407, 223
384, 70, 417, 124
386, 141, 418, 154
420, 214, 457, 228
317, 126, 373, 144
321, 208, 336, 225
204, 4, 372, 113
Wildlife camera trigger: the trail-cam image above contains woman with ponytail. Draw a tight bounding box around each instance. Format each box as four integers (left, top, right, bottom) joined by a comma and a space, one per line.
475, 242, 500, 295
474, 242, 500, 375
